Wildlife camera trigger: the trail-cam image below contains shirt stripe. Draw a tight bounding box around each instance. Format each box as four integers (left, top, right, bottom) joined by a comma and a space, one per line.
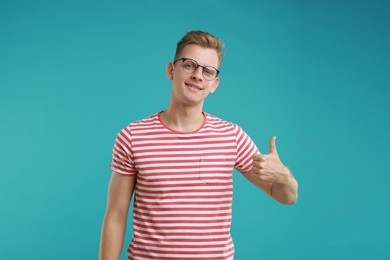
110, 112, 258, 260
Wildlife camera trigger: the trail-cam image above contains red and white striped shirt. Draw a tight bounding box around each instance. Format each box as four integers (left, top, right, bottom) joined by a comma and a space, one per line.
110, 112, 259, 260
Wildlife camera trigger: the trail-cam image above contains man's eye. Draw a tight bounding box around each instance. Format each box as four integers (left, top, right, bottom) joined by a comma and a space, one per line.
204, 68, 215, 76
184, 62, 196, 69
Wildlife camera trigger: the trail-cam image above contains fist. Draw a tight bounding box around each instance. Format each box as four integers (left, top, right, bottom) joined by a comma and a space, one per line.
252, 136, 291, 184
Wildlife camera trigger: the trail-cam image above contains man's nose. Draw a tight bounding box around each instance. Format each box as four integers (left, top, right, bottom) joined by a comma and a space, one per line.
191, 66, 203, 81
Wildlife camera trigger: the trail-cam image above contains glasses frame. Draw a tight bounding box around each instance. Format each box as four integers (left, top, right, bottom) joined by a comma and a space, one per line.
173, 58, 220, 81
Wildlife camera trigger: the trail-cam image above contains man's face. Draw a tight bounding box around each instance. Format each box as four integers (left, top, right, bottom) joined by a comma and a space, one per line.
166, 44, 220, 107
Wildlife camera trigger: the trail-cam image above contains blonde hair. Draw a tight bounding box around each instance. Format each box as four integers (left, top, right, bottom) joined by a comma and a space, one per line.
175, 31, 224, 66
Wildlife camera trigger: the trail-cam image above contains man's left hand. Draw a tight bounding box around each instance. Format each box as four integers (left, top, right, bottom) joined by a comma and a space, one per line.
251, 136, 292, 184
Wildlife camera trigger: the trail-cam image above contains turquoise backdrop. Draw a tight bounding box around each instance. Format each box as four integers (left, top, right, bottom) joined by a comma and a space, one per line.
1, 0, 389, 259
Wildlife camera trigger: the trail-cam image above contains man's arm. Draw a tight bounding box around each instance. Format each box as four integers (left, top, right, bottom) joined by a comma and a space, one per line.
99, 172, 136, 260
242, 136, 298, 205
242, 167, 298, 204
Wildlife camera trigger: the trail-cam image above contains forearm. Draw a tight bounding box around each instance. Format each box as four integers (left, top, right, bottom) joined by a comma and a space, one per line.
99, 213, 127, 260
271, 172, 298, 205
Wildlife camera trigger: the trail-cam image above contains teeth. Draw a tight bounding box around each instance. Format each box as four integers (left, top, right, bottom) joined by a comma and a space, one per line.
186, 83, 202, 90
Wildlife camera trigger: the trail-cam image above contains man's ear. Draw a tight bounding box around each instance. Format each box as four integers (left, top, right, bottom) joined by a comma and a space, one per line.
209, 77, 220, 93
166, 62, 174, 80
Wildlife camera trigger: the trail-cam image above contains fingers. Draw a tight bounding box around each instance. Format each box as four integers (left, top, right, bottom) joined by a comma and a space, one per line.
269, 136, 278, 155
252, 154, 269, 166
253, 161, 266, 170
251, 136, 283, 183
252, 153, 264, 161
251, 166, 274, 182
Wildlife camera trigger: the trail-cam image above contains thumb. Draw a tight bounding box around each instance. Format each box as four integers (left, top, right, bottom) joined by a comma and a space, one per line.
269, 136, 278, 155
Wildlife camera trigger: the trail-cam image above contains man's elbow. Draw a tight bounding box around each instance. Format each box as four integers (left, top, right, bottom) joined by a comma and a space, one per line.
287, 194, 298, 205
271, 181, 298, 205
284, 192, 298, 205
284, 179, 298, 205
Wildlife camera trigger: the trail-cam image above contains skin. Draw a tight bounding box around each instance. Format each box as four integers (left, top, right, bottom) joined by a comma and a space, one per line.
244, 136, 298, 205
160, 44, 220, 132
99, 44, 298, 260
99, 173, 136, 260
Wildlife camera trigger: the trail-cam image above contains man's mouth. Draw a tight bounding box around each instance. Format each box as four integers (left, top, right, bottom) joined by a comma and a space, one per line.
185, 82, 203, 91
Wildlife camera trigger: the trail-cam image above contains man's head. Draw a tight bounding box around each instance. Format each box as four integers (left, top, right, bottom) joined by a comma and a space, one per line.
166, 31, 224, 107
174, 31, 224, 67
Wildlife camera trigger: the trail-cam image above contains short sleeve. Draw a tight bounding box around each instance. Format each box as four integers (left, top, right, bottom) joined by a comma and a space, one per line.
109, 127, 137, 176
233, 124, 259, 173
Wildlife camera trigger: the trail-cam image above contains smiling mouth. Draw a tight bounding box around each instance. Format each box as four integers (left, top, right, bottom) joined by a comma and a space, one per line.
185, 82, 203, 90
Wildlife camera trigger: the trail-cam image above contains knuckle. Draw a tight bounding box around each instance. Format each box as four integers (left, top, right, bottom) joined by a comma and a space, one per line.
259, 162, 266, 169
258, 174, 267, 181
252, 154, 261, 160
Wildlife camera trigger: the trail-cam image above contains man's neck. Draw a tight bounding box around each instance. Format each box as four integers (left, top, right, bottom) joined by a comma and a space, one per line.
160, 104, 205, 132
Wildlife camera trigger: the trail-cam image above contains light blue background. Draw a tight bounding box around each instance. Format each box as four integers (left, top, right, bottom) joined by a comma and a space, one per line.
1, 0, 389, 259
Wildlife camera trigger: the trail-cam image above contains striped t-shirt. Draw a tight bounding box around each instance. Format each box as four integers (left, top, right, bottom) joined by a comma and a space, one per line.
110, 112, 259, 260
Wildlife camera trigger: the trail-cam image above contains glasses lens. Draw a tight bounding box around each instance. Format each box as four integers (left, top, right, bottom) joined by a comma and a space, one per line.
203, 67, 217, 80
182, 59, 197, 73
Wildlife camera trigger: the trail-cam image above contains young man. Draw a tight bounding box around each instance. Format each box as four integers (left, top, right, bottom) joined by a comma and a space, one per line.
100, 31, 298, 260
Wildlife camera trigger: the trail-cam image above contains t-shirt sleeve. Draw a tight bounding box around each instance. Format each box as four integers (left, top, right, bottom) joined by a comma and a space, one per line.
233, 124, 259, 173
109, 127, 137, 176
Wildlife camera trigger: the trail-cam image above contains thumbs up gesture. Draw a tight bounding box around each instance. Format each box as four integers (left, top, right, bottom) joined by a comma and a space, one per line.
252, 136, 292, 185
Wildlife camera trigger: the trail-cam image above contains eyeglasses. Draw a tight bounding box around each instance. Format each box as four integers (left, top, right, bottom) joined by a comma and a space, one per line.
173, 58, 220, 81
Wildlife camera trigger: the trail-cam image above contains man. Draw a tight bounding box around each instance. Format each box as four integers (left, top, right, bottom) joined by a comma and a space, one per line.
100, 31, 298, 260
